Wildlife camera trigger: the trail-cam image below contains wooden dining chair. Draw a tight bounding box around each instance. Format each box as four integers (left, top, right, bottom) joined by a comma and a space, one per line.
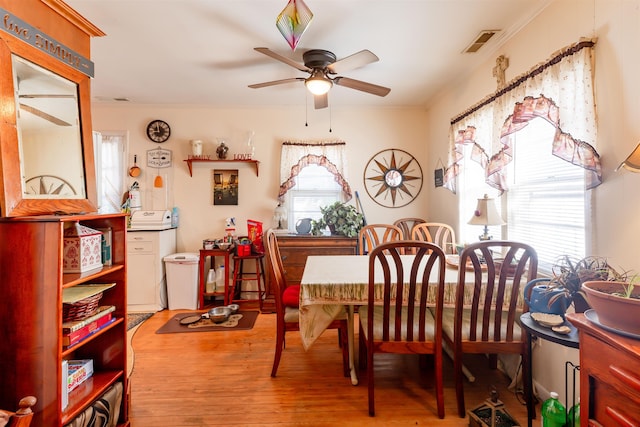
357, 223, 403, 255
0, 396, 36, 427
411, 222, 457, 254
264, 229, 349, 377
359, 240, 447, 418
441, 240, 537, 418
393, 217, 426, 239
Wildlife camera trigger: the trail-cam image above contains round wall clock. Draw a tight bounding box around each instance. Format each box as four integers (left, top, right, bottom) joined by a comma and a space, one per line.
363, 149, 423, 208
146, 119, 171, 143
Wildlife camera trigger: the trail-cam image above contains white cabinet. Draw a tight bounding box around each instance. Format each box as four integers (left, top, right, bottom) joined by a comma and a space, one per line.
127, 228, 177, 311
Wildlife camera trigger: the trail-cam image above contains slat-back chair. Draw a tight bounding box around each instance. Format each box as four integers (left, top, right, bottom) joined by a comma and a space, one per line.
359, 240, 447, 418
264, 229, 349, 377
358, 223, 403, 255
393, 217, 426, 240
411, 222, 457, 254
441, 240, 537, 417
0, 396, 36, 427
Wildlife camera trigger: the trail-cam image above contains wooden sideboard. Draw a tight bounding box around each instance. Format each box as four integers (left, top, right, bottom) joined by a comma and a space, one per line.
566, 313, 640, 427
262, 234, 358, 312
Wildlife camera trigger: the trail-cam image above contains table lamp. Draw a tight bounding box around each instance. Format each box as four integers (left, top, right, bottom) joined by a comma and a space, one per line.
468, 194, 505, 240
274, 203, 288, 230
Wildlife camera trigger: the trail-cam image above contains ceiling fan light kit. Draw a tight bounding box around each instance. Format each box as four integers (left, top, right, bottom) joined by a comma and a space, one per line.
305, 70, 332, 95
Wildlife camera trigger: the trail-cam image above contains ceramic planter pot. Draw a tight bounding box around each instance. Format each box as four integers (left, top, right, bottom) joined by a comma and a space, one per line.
582, 281, 640, 335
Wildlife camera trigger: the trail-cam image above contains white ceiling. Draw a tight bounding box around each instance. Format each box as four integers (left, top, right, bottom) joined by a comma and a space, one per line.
66, 0, 551, 109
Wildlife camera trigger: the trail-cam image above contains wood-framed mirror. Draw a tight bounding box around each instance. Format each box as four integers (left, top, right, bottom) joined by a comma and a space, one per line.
0, 3, 103, 217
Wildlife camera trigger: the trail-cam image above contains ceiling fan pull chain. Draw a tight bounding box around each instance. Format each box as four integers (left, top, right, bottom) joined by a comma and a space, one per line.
305, 91, 309, 127
329, 104, 332, 133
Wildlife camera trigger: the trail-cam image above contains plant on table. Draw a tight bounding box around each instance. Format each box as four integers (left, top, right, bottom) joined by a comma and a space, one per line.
310, 201, 364, 238
547, 255, 629, 311
610, 275, 640, 299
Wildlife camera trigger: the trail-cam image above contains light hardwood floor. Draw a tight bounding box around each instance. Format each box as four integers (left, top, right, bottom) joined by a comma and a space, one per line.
128, 305, 531, 426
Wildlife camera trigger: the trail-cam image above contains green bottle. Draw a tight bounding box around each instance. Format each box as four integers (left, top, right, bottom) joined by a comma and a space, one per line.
568, 400, 580, 426
541, 391, 566, 427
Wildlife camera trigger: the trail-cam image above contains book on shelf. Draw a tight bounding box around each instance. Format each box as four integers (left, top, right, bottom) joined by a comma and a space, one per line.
62, 283, 116, 304
62, 305, 115, 334
63, 317, 116, 347
96, 227, 112, 266
62, 360, 69, 410
67, 359, 94, 392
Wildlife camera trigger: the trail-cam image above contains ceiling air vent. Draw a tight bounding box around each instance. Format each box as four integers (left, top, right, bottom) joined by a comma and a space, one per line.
463, 30, 500, 53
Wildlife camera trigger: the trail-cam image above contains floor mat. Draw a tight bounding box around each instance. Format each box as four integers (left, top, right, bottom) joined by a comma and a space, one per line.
127, 312, 154, 331
155, 311, 259, 334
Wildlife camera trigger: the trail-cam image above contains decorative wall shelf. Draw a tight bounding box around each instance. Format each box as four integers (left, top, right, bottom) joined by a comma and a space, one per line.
184, 159, 260, 177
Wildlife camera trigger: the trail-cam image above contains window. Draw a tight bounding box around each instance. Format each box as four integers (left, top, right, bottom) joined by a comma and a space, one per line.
506, 119, 586, 273
95, 131, 126, 213
458, 119, 587, 274
458, 144, 502, 243
278, 140, 352, 231
285, 164, 343, 229
449, 41, 599, 275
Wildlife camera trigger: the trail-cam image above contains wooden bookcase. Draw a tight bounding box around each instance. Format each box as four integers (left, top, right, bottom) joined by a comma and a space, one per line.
0, 213, 129, 426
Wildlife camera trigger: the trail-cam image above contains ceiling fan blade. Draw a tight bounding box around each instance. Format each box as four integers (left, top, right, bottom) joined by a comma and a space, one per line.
248, 77, 305, 89
19, 94, 75, 99
314, 93, 328, 109
327, 50, 379, 74
334, 77, 390, 97
254, 47, 310, 73
19, 103, 72, 126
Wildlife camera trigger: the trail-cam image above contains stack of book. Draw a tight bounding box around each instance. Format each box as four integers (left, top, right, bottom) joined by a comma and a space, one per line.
62, 305, 116, 347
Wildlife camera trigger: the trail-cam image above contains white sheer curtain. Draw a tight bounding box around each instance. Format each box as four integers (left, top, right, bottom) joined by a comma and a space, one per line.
444, 39, 600, 193
98, 132, 126, 213
278, 140, 352, 202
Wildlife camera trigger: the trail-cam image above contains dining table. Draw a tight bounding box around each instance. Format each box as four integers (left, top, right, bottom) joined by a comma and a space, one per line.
299, 253, 472, 385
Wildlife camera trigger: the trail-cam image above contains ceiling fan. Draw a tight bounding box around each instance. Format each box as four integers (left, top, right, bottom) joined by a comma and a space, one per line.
248, 47, 390, 109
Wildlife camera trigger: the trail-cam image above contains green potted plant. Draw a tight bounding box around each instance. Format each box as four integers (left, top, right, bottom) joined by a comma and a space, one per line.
310, 201, 364, 238
545, 255, 628, 313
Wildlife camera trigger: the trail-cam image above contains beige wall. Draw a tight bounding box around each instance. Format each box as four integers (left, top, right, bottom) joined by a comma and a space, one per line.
91, 105, 429, 251
424, 0, 640, 402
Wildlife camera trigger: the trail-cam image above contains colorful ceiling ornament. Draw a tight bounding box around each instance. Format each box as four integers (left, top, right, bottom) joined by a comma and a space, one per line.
276, 0, 313, 51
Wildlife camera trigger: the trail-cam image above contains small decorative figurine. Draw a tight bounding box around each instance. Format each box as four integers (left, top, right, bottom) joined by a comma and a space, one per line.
492, 55, 509, 90
216, 140, 228, 159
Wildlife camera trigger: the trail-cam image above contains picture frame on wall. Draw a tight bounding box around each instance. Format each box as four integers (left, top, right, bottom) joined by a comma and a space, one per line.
213, 169, 239, 205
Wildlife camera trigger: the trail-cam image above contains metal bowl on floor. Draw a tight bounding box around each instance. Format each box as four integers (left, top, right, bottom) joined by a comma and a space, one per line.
208, 306, 232, 323
226, 304, 239, 314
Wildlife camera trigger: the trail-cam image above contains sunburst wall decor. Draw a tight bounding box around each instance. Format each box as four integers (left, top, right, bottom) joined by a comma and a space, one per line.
363, 149, 423, 208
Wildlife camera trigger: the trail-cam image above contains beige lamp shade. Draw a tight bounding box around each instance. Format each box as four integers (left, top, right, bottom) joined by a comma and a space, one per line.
468, 194, 505, 240
616, 142, 640, 172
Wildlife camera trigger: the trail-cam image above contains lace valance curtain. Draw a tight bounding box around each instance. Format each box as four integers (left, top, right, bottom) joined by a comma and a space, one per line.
278, 140, 352, 202
443, 39, 601, 193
